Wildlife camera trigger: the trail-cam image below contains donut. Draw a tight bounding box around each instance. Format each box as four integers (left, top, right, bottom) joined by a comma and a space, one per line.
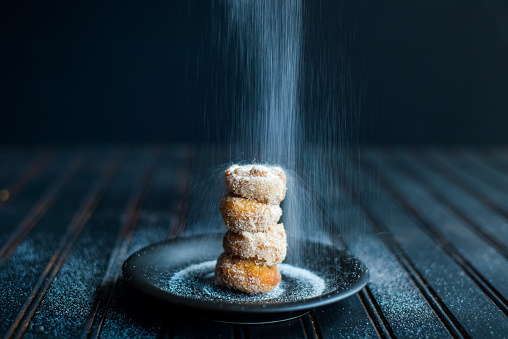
220, 193, 282, 232
223, 223, 287, 266
225, 164, 287, 205
214, 253, 281, 294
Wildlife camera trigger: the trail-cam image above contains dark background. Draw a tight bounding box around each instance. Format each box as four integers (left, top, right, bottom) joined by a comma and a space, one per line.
1, 0, 507, 145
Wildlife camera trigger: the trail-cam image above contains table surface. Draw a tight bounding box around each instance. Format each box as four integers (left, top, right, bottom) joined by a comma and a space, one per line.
1, 146, 508, 338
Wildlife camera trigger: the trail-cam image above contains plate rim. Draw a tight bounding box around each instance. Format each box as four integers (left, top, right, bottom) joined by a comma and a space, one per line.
122, 234, 369, 314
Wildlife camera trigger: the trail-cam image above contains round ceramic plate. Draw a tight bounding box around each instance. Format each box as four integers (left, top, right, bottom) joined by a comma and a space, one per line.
122, 233, 369, 323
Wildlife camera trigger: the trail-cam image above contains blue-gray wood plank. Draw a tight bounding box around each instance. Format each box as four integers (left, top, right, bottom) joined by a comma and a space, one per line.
352, 152, 508, 337
0, 147, 507, 338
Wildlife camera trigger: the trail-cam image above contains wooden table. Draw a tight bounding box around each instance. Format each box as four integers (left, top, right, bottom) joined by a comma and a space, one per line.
1, 146, 507, 338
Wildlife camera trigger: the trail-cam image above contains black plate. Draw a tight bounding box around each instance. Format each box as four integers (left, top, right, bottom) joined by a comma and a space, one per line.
122, 234, 369, 323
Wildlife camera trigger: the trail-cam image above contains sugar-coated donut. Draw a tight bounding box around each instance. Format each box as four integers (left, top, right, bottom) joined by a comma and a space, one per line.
214, 253, 281, 294
223, 223, 287, 266
225, 164, 287, 205
220, 193, 282, 232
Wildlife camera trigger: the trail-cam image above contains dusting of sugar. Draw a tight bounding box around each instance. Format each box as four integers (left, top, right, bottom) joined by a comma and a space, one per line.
220, 193, 282, 232
223, 224, 286, 265
165, 260, 325, 304
225, 164, 287, 205
348, 233, 451, 337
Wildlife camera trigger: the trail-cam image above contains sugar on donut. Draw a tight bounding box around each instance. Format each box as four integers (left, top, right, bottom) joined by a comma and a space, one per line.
225, 164, 287, 205
216, 164, 287, 294
220, 193, 282, 233
214, 253, 281, 294
223, 223, 286, 266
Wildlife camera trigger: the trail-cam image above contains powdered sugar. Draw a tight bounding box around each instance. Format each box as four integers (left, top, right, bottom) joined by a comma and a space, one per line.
225, 164, 287, 205
223, 224, 287, 265
220, 193, 282, 232
166, 260, 325, 304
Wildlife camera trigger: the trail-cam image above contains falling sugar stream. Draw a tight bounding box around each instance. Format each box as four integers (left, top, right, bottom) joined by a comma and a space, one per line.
224, 0, 302, 165
183, 1, 366, 266
224, 0, 316, 258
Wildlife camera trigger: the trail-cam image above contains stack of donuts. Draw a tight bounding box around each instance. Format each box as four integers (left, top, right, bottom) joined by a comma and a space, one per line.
215, 164, 288, 294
